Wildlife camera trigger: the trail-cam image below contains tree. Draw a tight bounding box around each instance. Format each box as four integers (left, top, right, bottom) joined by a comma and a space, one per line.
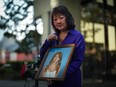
0, 0, 41, 53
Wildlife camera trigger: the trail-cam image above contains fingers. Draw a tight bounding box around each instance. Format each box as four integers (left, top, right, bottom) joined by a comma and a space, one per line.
47, 79, 53, 85
47, 79, 52, 82
47, 34, 58, 41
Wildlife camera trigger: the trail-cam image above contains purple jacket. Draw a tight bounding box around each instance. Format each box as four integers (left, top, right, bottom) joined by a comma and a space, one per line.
40, 29, 85, 87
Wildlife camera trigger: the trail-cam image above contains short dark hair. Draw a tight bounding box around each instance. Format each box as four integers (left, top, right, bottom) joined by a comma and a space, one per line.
51, 5, 75, 33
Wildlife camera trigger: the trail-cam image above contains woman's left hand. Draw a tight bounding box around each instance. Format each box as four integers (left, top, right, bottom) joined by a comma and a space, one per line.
47, 79, 54, 85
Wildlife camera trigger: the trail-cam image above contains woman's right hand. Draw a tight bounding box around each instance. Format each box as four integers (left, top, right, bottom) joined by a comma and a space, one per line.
47, 34, 58, 41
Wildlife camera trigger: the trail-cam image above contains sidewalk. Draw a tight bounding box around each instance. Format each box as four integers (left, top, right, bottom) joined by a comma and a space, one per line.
83, 80, 116, 87
0, 79, 116, 87
0, 80, 47, 87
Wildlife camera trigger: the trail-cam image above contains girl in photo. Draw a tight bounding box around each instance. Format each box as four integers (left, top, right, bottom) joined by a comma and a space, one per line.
41, 52, 62, 78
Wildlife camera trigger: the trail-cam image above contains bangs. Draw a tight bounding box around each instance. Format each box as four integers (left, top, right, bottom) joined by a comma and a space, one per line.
52, 6, 67, 17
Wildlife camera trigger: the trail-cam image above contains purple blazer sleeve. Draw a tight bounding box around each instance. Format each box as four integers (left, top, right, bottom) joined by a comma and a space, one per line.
40, 39, 57, 60
67, 34, 85, 74
40, 39, 52, 60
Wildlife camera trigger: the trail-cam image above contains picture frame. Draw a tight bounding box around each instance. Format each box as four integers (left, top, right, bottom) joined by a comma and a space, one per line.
34, 44, 75, 81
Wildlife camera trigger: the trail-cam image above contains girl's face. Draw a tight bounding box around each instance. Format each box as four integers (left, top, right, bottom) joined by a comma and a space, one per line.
53, 54, 60, 64
53, 13, 67, 31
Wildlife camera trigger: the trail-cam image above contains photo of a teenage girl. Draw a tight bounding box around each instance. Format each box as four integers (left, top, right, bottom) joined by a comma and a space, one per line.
41, 52, 62, 78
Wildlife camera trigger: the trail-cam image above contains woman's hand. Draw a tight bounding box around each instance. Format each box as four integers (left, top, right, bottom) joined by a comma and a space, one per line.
47, 34, 58, 41
47, 79, 54, 85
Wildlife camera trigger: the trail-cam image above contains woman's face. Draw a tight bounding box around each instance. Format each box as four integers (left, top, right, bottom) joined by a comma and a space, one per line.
53, 13, 67, 31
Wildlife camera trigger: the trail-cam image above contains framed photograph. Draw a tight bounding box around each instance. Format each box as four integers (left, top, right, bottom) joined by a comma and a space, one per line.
34, 44, 75, 81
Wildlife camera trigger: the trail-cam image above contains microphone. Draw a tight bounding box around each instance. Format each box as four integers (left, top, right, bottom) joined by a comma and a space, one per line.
34, 55, 41, 72
27, 55, 41, 70
34, 55, 41, 68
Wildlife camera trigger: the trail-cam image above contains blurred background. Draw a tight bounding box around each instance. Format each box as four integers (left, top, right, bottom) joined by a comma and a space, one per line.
0, 0, 116, 87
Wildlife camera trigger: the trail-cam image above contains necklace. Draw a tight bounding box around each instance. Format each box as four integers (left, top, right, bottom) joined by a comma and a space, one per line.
59, 31, 68, 44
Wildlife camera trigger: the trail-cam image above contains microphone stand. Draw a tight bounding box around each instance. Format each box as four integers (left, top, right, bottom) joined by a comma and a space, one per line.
24, 68, 32, 87
24, 57, 41, 87
34, 57, 41, 87
33, 67, 39, 87
34, 79, 39, 87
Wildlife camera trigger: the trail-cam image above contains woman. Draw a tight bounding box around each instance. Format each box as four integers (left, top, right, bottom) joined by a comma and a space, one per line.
40, 5, 85, 87
41, 52, 62, 78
